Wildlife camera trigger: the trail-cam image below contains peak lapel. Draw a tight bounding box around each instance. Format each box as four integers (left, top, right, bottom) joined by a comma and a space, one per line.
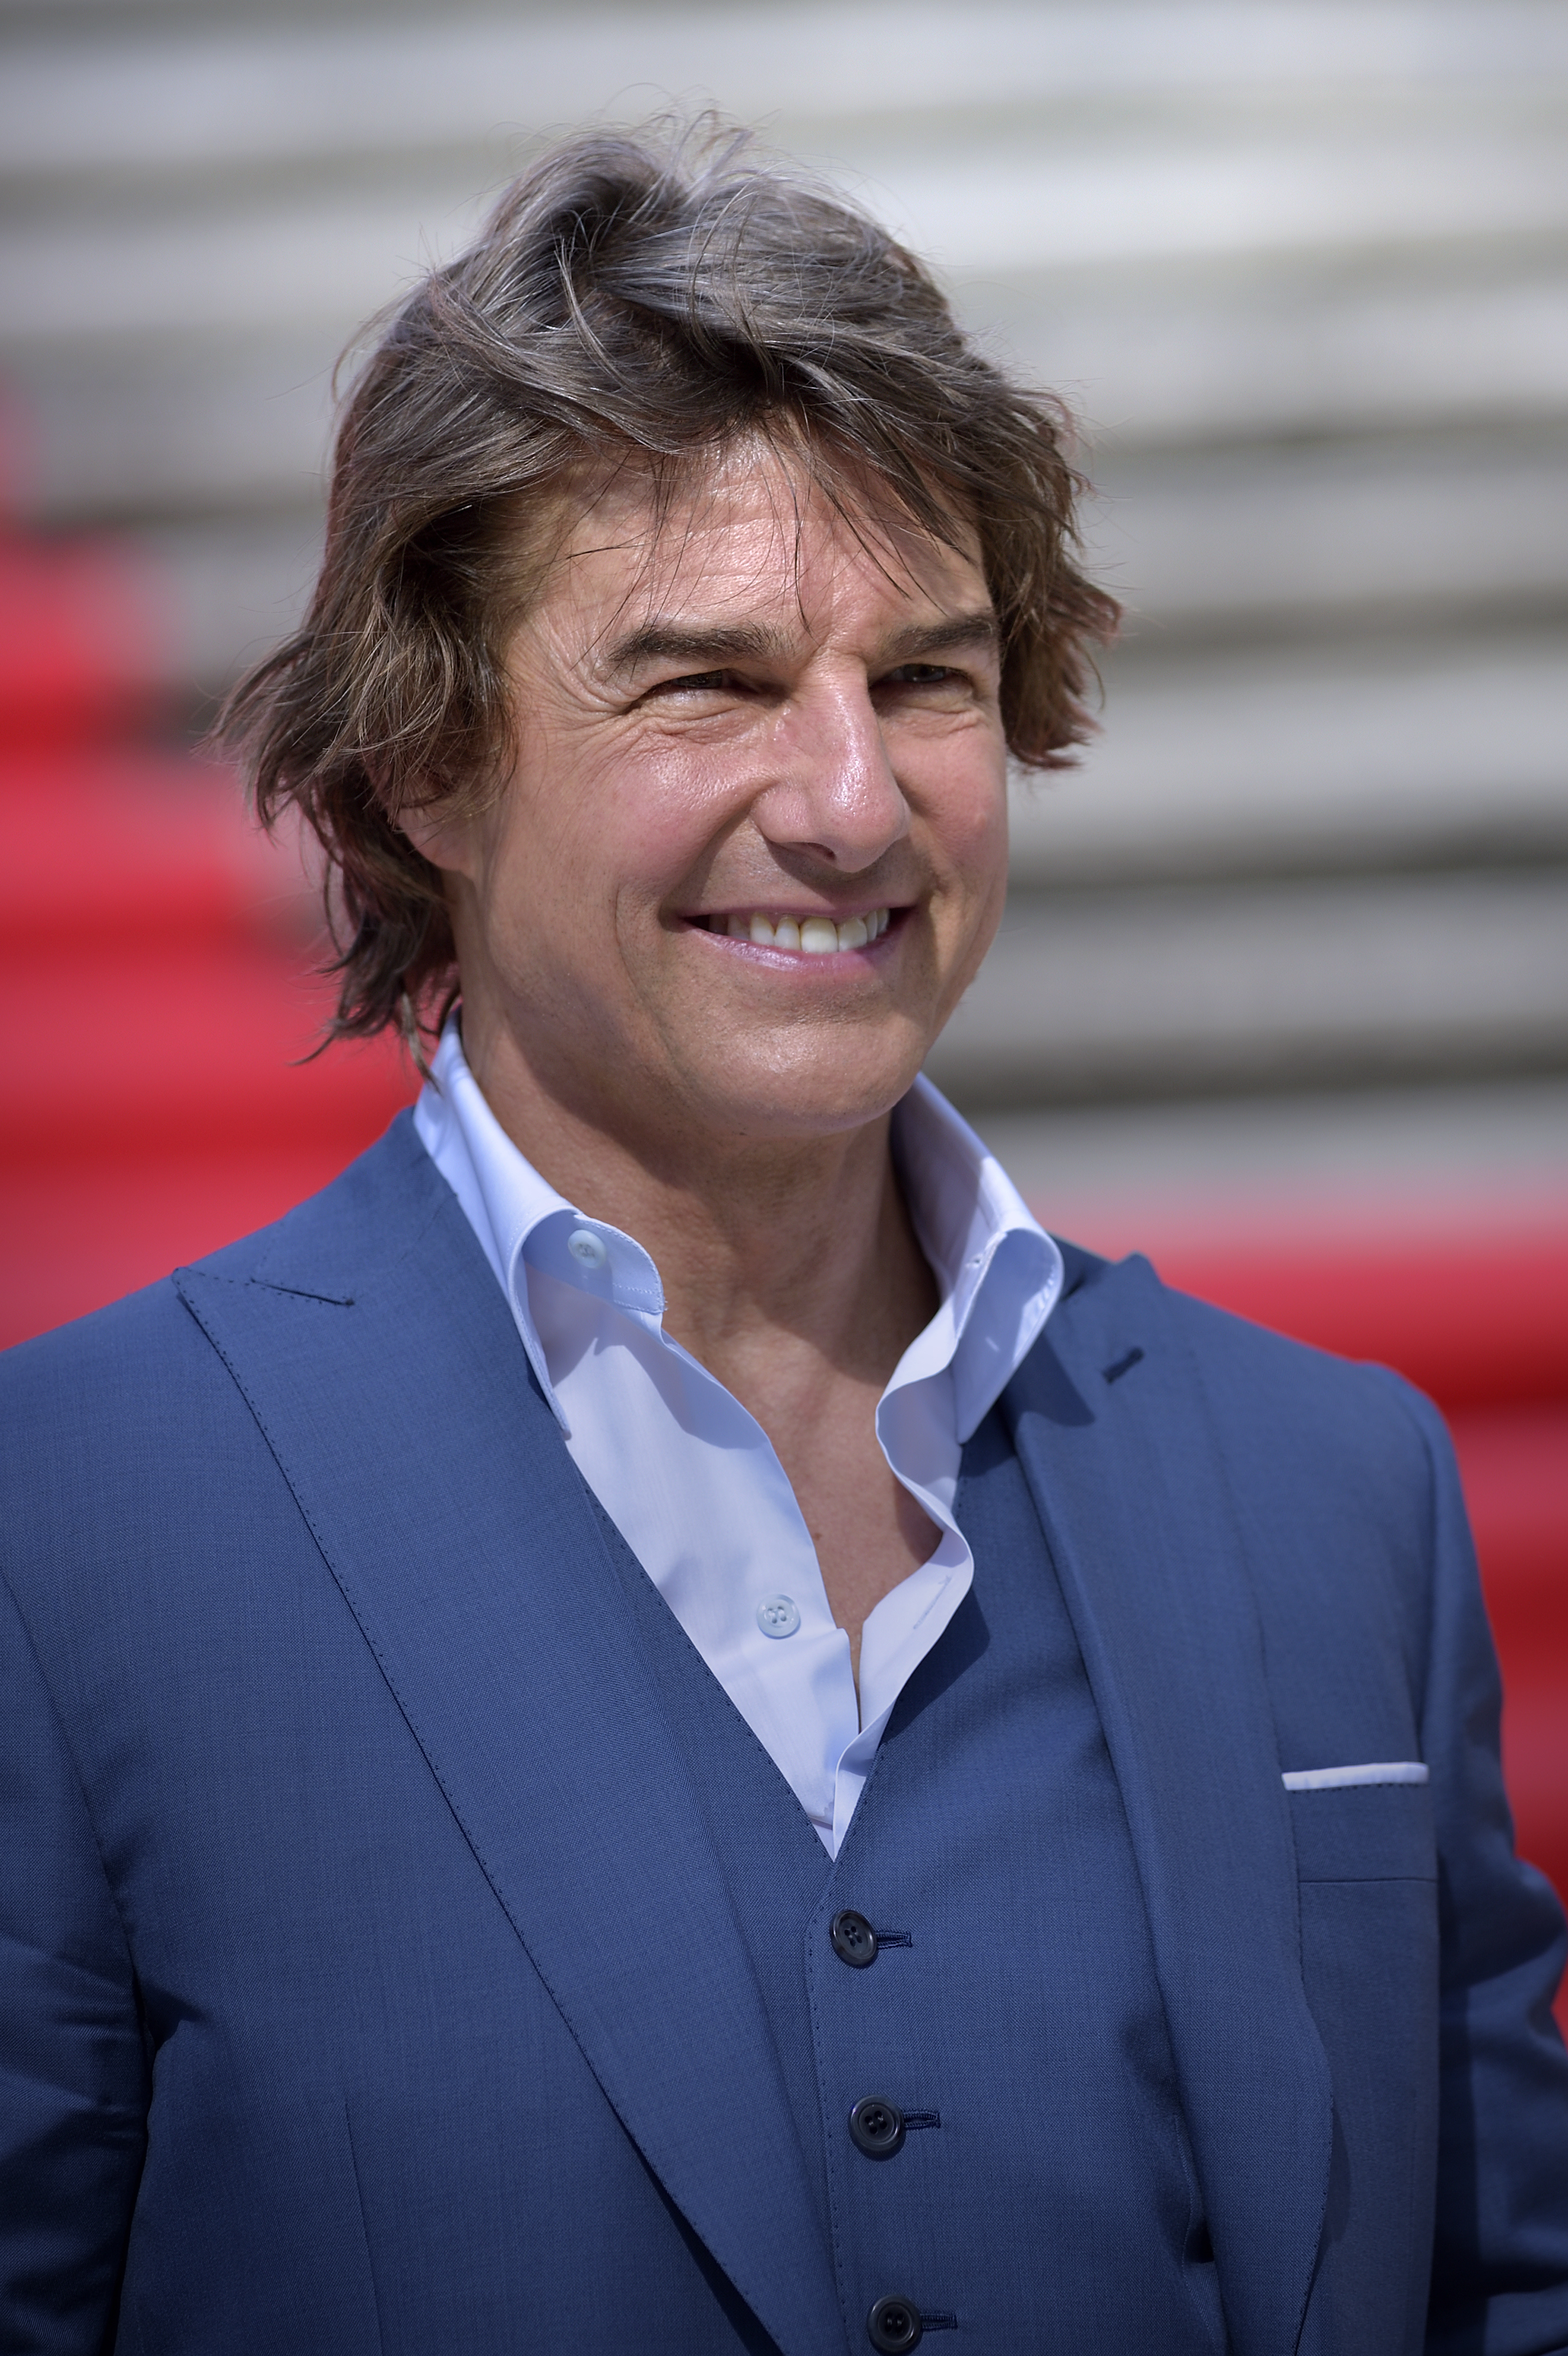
176, 1124, 846, 2356
1005, 1252, 1332, 2356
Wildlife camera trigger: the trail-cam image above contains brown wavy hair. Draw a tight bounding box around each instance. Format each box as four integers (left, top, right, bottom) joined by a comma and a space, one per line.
218, 119, 1120, 1050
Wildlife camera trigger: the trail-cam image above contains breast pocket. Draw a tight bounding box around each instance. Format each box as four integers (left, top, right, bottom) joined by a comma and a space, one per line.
1288, 1781, 1437, 1882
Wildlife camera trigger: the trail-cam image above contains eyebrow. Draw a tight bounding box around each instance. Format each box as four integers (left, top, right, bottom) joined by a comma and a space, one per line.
881, 611, 1000, 663
600, 608, 1000, 678
600, 622, 793, 676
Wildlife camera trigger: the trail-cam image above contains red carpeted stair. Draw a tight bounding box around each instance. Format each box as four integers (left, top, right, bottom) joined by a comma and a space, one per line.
1, 502, 415, 1345
3, 496, 1564, 2012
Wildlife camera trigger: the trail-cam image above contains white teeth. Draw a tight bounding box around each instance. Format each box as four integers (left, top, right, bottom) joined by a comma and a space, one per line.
718, 906, 892, 950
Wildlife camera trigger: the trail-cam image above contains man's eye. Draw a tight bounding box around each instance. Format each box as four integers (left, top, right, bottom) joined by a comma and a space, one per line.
883, 663, 953, 685
652, 670, 732, 695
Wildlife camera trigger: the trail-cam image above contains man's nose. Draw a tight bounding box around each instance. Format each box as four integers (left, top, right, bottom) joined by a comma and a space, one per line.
751, 676, 908, 872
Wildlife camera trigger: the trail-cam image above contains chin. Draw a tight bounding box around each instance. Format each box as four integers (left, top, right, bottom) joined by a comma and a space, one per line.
684, 1042, 927, 1142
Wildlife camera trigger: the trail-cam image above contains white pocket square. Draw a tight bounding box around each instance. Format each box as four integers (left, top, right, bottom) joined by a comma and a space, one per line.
1282, 1762, 1428, 1791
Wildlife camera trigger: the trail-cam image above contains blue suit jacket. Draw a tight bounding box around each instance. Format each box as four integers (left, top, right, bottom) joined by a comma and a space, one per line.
2, 1113, 1566, 2355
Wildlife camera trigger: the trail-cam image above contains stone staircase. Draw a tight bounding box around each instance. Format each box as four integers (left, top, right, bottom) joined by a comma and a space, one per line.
3, 0, 1565, 1113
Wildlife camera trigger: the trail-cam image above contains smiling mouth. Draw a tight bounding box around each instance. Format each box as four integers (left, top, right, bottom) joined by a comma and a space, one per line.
693, 906, 893, 953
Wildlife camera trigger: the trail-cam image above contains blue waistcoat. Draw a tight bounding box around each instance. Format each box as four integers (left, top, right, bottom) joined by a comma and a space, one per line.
599, 1405, 1227, 2353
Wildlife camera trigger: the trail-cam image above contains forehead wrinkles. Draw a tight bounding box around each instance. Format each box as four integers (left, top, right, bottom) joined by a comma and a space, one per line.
550, 442, 980, 665
625, 461, 805, 635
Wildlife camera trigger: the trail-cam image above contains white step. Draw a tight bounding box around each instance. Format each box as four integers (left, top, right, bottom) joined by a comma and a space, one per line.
927, 871, 1568, 1102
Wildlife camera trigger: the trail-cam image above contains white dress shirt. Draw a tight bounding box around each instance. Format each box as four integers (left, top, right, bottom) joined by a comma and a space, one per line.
414, 1021, 1063, 1855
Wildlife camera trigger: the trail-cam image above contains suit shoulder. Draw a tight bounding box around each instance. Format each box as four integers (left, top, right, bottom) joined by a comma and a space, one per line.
1154, 1269, 1430, 1429
1142, 1265, 1444, 1546
0, 1143, 420, 1622
0, 1270, 270, 1633
185, 1106, 432, 1289
1037, 1249, 1451, 1681
0, 1115, 438, 1513
1045, 1239, 1438, 1484
0, 1266, 207, 1411
0, 1113, 431, 1385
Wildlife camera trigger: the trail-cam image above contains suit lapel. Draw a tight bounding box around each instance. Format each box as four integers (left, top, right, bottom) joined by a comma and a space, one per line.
176, 1119, 846, 2356
1004, 1250, 1333, 2356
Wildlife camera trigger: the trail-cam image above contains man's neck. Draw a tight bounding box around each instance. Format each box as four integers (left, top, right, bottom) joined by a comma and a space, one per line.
457, 1007, 939, 1399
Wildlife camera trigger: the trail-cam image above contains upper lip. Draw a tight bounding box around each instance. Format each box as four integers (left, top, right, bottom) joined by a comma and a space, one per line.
686, 903, 898, 923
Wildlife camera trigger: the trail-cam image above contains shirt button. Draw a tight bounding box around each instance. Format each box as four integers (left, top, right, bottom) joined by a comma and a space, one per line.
867, 2295, 923, 2351
849, 2096, 906, 2159
829, 1909, 879, 1967
567, 1228, 608, 1269
755, 1594, 800, 1638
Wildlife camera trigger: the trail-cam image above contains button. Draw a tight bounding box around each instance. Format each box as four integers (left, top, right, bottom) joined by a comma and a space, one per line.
867, 2295, 922, 2351
849, 2096, 906, 2159
756, 1594, 800, 1638
829, 1909, 878, 1967
567, 1228, 608, 1269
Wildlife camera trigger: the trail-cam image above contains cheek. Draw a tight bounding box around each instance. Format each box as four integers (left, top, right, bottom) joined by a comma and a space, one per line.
480, 739, 720, 959
589, 727, 768, 907
925, 753, 1010, 894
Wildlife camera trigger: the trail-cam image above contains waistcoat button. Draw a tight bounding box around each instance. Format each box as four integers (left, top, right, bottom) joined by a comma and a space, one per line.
867, 2294, 923, 2350
849, 2096, 906, 2158
829, 1909, 878, 1967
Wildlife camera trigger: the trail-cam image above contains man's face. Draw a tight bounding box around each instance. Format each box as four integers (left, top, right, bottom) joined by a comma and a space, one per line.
414, 440, 1011, 1152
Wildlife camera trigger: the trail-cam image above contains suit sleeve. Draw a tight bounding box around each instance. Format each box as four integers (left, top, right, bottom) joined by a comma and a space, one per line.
1384, 1384, 1568, 2356
0, 1569, 148, 2353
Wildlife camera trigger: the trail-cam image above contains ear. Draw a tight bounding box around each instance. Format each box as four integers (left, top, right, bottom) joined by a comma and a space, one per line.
397, 794, 483, 882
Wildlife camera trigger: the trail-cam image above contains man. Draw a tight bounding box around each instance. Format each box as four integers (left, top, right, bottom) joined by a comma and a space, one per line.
3, 125, 1566, 2356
